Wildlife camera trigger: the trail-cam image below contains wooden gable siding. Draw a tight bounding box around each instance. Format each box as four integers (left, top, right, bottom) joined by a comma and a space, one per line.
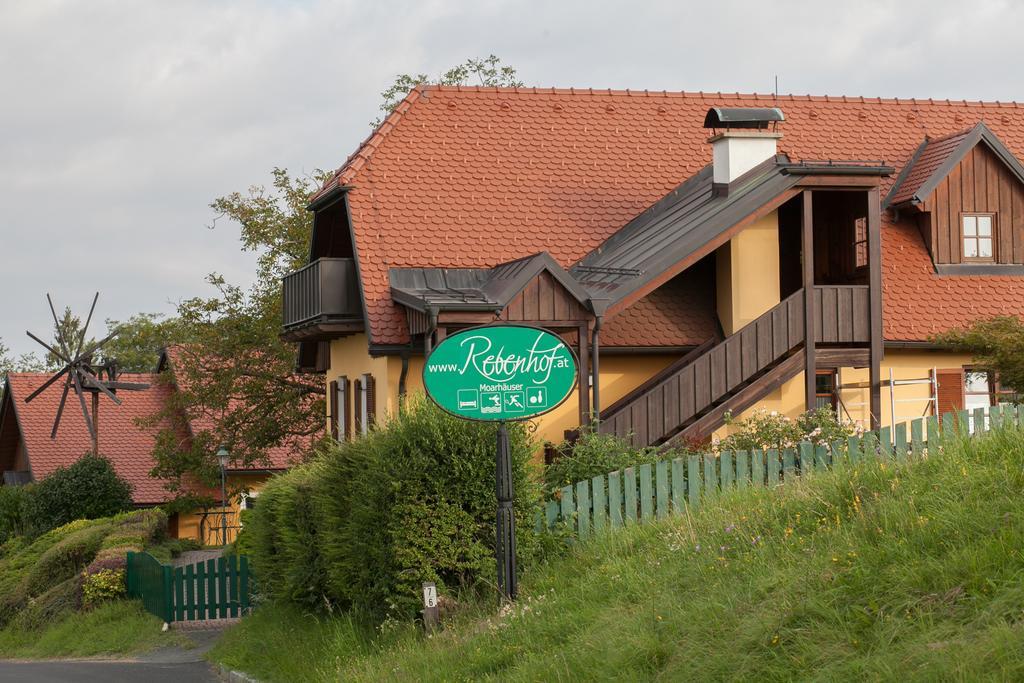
499, 271, 588, 322
920, 145, 1024, 264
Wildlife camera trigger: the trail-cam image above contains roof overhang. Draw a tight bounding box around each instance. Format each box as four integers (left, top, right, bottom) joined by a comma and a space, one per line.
572, 156, 891, 318
390, 252, 594, 318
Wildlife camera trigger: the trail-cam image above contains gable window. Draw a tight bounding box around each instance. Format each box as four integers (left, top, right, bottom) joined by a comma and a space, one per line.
962, 214, 995, 261
853, 217, 868, 269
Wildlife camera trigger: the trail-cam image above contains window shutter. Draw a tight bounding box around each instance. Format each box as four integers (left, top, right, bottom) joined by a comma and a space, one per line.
353, 377, 363, 437
329, 380, 339, 440
365, 374, 376, 428
342, 377, 351, 440
315, 342, 330, 373
936, 368, 965, 415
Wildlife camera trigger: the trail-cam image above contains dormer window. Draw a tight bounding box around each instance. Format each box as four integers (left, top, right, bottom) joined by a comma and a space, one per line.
962, 214, 995, 261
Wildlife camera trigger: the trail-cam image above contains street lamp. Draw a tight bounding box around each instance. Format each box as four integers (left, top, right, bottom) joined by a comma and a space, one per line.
216, 444, 230, 546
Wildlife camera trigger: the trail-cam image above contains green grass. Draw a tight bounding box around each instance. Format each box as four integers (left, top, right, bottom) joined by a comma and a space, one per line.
212, 425, 1024, 681
0, 601, 189, 659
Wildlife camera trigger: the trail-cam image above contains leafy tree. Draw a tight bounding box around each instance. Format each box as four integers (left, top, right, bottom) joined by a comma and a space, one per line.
145, 169, 329, 497
101, 313, 183, 373
1, 339, 44, 377
934, 316, 1024, 394
0, 337, 45, 403
374, 54, 524, 125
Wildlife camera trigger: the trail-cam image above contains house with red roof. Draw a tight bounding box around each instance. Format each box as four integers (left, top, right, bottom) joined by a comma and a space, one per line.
0, 349, 305, 543
282, 86, 1024, 450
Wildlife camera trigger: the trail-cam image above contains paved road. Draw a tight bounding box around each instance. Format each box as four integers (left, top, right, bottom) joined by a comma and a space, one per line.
0, 659, 217, 682
0, 626, 224, 682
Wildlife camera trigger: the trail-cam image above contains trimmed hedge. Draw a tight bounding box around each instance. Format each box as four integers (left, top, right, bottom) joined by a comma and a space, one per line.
246, 397, 540, 622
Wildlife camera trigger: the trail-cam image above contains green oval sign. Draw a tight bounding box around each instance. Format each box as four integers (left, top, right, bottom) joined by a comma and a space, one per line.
423, 325, 578, 421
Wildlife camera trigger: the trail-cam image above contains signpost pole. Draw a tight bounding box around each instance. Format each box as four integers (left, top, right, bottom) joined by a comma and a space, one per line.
422, 325, 578, 604
495, 422, 517, 601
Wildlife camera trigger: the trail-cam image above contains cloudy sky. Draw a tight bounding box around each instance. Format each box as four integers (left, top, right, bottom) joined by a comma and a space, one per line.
1, 0, 1021, 357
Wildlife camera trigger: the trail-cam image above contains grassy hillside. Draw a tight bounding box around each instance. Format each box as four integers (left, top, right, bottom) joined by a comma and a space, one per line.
0, 508, 189, 658
212, 425, 1024, 681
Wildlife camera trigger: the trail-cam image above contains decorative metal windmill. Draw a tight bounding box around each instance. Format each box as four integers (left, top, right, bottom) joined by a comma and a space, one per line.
23, 293, 149, 454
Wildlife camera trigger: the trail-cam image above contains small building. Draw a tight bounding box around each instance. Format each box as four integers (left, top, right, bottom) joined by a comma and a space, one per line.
282, 87, 1024, 450
0, 349, 303, 543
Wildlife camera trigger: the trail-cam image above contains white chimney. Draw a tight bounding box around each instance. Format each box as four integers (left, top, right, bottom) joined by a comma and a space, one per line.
703, 107, 785, 185
709, 131, 783, 184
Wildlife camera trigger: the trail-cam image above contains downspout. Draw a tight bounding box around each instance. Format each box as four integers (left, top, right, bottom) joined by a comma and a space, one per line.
398, 347, 411, 399
425, 307, 438, 355
591, 315, 603, 420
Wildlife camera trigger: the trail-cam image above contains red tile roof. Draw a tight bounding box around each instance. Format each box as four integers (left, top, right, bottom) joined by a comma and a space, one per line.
600, 261, 717, 348
4, 373, 181, 504
316, 86, 1024, 344
1, 351, 309, 504
888, 127, 974, 205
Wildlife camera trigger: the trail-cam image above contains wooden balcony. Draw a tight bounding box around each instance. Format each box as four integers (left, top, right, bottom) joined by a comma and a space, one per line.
281, 258, 363, 341
813, 285, 870, 344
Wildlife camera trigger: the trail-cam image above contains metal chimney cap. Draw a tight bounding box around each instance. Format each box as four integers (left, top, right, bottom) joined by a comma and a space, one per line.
703, 107, 785, 130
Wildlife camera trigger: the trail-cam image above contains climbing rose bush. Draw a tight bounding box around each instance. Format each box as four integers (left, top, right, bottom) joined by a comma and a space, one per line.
716, 407, 861, 453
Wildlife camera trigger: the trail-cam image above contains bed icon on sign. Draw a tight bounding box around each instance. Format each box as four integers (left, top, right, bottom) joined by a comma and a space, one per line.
457, 390, 479, 410
526, 387, 547, 408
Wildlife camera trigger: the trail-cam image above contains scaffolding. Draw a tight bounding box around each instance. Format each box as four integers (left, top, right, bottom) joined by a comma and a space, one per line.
836, 367, 938, 427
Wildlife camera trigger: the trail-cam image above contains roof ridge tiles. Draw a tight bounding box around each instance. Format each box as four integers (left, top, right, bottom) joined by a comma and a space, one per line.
408, 85, 1024, 109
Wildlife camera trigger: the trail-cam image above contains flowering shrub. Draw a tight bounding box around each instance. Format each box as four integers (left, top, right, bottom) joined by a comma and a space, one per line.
544, 429, 661, 493
81, 568, 126, 608
716, 408, 861, 453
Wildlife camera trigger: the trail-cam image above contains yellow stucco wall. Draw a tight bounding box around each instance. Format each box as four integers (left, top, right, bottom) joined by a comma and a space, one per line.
175, 472, 273, 544
711, 349, 977, 441
838, 350, 975, 428
716, 212, 780, 336
327, 335, 676, 451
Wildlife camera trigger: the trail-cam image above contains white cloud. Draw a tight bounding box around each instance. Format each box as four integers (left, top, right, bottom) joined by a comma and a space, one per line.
1, 0, 1022, 354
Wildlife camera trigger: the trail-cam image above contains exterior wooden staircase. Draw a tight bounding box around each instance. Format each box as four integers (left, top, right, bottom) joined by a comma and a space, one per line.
597, 288, 812, 448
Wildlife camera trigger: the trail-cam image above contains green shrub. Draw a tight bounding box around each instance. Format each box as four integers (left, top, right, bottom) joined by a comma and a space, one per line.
81, 569, 126, 608
248, 397, 540, 622
544, 429, 662, 493
245, 463, 328, 608
0, 485, 30, 543
13, 576, 82, 631
24, 525, 108, 597
22, 454, 134, 536
0, 509, 166, 629
717, 407, 860, 453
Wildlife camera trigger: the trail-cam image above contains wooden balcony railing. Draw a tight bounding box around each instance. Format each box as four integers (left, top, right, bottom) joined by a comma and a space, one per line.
813, 285, 870, 344
281, 258, 361, 330
2, 471, 31, 486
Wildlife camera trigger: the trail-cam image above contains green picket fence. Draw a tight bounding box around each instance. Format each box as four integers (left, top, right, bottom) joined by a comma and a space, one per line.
125, 551, 252, 624
540, 405, 1022, 540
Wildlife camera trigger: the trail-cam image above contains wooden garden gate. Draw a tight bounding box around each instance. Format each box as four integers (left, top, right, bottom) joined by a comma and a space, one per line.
126, 551, 252, 625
